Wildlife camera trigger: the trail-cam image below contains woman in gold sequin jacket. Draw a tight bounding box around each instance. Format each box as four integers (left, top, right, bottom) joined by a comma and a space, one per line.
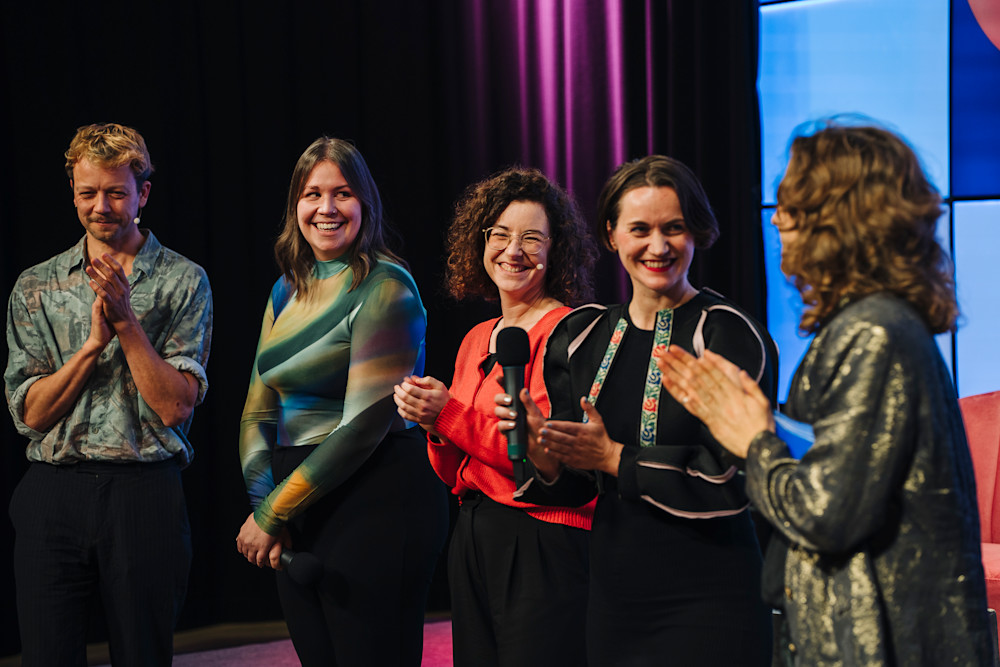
659, 122, 994, 666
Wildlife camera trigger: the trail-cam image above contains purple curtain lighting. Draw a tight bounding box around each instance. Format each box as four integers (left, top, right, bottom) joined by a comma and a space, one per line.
1, 1, 761, 652
443, 0, 762, 306
450, 0, 631, 299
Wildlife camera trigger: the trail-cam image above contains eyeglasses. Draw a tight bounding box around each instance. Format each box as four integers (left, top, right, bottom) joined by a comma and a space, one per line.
482, 227, 550, 254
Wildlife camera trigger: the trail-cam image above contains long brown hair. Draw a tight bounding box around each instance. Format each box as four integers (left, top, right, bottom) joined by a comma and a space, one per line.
274, 137, 404, 296
777, 122, 957, 333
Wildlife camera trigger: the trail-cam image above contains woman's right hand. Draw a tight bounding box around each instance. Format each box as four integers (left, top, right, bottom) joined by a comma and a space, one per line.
236, 513, 291, 570
393, 375, 449, 436
657, 346, 774, 458
495, 388, 561, 481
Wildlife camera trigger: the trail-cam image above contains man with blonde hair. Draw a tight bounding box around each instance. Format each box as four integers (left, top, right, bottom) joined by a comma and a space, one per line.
5, 122, 213, 665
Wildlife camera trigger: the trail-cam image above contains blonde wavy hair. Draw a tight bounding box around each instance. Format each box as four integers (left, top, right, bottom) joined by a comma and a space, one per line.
64, 123, 154, 185
777, 122, 957, 334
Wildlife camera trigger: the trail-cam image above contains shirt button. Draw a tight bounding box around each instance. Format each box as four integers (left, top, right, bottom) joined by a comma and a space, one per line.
788, 643, 796, 654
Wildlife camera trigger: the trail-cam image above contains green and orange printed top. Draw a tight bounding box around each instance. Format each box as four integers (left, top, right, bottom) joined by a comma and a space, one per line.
239, 257, 426, 535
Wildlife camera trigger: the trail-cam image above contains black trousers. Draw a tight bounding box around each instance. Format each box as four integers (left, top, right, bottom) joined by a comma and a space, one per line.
448, 493, 590, 667
9, 459, 191, 667
272, 427, 449, 667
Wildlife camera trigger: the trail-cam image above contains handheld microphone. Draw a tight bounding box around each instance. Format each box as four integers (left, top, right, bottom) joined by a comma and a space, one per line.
278, 549, 323, 586
496, 327, 530, 461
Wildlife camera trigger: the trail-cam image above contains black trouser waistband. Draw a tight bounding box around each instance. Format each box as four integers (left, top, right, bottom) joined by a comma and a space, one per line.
33, 458, 179, 474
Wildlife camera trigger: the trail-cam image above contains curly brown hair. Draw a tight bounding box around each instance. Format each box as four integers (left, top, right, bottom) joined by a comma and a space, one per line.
274, 137, 405, 297
444, 167, 597, 305
777, 122, 957, 334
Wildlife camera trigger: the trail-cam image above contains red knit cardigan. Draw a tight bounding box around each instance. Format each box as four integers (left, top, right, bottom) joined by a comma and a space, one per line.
429, 307, 594, 530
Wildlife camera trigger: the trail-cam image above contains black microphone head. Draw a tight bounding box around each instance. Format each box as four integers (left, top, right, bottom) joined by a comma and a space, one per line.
283, 551, 323, 587
496, 327, 530, 366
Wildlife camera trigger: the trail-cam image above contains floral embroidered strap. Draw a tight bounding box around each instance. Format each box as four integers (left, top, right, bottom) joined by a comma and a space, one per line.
584, 309, 674, 447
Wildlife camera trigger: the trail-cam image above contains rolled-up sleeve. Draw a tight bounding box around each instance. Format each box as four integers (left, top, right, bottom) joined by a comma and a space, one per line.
5, 281, 56, 440
161, 269, 213, 405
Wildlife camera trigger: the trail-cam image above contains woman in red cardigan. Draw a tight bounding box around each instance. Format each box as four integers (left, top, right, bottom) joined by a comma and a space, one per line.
393, 167, 598, 667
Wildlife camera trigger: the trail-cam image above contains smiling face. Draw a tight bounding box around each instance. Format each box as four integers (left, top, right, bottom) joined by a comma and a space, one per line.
72, 158, 149, 250
609, 186, 694, 308
296, 160, 363, 261
483, 200, 552, 303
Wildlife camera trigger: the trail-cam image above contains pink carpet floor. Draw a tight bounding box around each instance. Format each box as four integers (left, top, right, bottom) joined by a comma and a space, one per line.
159, 620, 452, 667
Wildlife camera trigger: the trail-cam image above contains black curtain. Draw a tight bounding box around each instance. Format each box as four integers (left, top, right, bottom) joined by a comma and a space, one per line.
0, 0, 761, 656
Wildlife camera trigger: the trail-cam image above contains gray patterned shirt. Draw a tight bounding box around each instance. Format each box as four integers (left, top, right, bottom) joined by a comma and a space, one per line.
5, 230, 213, 466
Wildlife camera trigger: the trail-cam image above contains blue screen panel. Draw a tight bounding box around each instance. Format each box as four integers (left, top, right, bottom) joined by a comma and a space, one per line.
954, 200, 1000, 397
951, 0, 1000, 198
759, 0, 950, 203
935, 207, 954, 378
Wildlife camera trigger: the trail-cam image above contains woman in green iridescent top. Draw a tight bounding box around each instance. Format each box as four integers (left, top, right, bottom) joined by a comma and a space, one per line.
236, 137, 448, 666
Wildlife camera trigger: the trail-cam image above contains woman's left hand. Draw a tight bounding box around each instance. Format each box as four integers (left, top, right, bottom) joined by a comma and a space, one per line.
538, 398, 624, 477
236, 513, 289, 570
656, 346, 774, 458
393, 375, 450, 436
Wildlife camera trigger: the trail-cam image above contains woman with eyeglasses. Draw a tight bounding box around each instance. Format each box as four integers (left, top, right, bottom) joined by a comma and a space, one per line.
499, 156, 775, 665
393, 166, 598, 666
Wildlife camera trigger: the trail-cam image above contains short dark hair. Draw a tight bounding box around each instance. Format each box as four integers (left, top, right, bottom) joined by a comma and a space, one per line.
596, 155, 719, 250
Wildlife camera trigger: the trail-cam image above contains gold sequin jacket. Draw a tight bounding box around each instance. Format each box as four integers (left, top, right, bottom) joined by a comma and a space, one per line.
748, 293, 992, 665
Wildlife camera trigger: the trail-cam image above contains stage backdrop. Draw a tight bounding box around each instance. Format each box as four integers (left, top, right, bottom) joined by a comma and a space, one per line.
0, 0, 762, 656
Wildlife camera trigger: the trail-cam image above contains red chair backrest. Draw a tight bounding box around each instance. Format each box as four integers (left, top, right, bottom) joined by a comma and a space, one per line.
960, 390, 1000, 543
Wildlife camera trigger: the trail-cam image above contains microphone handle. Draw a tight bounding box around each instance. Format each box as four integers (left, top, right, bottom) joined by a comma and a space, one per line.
279, 549, 295, 568
501, 364, 527, 460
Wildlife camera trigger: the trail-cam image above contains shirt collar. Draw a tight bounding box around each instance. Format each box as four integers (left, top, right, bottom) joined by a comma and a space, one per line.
57, 236, 89, 278
56, 229, 162, 280
131, 229, 161, 278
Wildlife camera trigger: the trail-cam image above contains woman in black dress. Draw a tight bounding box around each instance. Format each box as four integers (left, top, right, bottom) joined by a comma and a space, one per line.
502, 155, 775, 665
